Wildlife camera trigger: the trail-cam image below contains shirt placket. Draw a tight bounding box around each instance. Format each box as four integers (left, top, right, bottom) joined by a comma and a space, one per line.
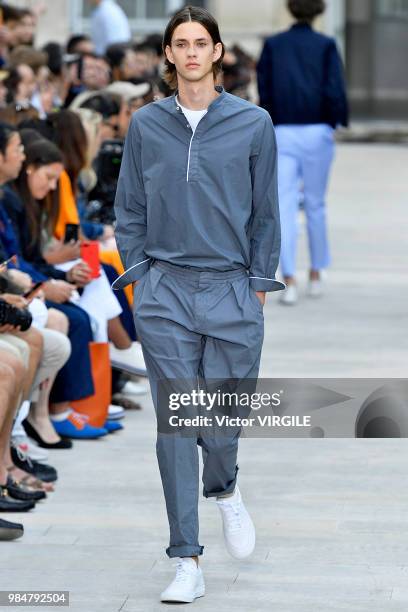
175, 103, 203, 183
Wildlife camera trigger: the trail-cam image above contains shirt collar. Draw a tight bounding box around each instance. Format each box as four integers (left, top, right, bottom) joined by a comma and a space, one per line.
175, 94, 208, 112
173, 85, 225, 114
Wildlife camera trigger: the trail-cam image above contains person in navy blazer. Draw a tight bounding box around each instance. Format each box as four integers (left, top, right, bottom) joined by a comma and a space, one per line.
257, 0, 348, 305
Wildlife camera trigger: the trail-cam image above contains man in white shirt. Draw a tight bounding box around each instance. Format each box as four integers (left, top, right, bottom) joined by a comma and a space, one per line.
90, 0, 131, 55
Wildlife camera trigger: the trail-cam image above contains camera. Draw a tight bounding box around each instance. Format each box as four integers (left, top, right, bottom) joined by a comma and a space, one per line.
0, 298, 32, 331
97, 139, 124, 186
86, 139, 124, 225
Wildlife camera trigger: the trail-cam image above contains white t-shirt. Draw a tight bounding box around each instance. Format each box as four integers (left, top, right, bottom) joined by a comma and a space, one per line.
176, 96, 208, 134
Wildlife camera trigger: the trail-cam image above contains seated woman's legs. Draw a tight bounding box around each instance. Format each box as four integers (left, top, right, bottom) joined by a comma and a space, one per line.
0, 347, 26, 485
47, 302, 94, 407
27, 327, 71, 445
11, 327, 44, 401
46, 308, 69, 334
25, 309, 70, 442
108, 316, 132, 349
44, 308, 72, 421
0, 332, 39, 472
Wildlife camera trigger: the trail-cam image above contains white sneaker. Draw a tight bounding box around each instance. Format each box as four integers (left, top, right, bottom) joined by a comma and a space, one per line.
121, 380, 148, 396
279, 284, 298, 305
107, 404, 125, 421
11, 436, 49, 464
109, 342, 147, 376
160, 558, 205, 603
307, 279, 323, 298
216, 486, 255, 559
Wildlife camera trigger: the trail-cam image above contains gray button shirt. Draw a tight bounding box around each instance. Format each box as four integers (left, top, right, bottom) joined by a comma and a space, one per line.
112, 86, 285, 292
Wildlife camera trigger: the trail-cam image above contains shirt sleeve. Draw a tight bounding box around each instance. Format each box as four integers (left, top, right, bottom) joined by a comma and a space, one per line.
248, 113, 286, 293
112, 115, 150, 290
10, 259, 48, 282
323, 40, 349, 128
256, 39, 273, 112
90, 12, 107, 55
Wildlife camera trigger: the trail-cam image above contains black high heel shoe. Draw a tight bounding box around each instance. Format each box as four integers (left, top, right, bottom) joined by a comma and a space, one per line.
22, 419, 73, 449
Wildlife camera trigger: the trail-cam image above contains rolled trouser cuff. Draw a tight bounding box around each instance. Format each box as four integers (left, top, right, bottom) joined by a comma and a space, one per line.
202, 464, 239, 499
166, 544, 204, 558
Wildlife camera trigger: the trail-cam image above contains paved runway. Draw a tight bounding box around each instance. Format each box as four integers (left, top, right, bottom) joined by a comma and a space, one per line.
2, 143, 408, 611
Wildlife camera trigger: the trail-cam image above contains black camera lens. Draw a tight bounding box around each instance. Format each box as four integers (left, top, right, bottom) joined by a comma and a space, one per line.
0, 299, 33, 331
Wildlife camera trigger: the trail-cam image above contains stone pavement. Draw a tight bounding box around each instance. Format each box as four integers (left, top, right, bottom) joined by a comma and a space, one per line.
1, 144, 408, 612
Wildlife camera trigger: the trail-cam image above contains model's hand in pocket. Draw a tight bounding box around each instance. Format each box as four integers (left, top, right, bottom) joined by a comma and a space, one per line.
256, 291, 265, 307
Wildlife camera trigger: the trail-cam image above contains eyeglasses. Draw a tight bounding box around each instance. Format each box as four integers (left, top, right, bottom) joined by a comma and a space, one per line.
15, 101, 32, 112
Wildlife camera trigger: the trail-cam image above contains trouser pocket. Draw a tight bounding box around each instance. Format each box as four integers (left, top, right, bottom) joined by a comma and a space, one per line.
230, 276, 264, 319
132, 269, 150, 312
248, 284, 264, 315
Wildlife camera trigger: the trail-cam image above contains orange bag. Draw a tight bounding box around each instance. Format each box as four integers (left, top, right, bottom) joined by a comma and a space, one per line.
71, 342, 111, 428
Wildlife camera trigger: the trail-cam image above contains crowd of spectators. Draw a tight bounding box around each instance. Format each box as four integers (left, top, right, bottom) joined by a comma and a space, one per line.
0, 2, 255, 541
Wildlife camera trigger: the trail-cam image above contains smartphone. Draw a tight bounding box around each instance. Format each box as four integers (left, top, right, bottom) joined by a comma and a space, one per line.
0, 254, 17, 271
80, 241, 100, 279
0, 8, 3, 27
64, 223, 79, 244
23, 281, 44, 299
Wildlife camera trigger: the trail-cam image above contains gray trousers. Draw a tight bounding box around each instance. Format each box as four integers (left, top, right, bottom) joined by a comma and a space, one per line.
134, 260, 264, 558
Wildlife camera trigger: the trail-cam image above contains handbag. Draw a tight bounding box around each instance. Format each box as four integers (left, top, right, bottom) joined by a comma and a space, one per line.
71, 341, 111, 427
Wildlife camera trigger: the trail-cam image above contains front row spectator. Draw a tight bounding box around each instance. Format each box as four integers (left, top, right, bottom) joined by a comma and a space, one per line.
0, 121, 109, 440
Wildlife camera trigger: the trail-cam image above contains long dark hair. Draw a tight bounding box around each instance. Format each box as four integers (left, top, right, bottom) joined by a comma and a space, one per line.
162, 5, 225, 90
47, 110, 87, 190
13, 137, 63, 250
3, 68, 21, 104
19, 111, 88, 192
0, 121, 17, 155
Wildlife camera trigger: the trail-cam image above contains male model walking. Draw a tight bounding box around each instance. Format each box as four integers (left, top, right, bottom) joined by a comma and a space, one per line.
113, 5, 285, 604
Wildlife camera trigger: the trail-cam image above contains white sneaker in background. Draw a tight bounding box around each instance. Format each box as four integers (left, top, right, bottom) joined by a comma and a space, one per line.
160, 557, 205, 603
307, 279, 323, 298
107, 404, 126, 421
279, 284, 298, 305
109, 342, 147, 376
121, 380, 148, 396
216, 485, 256, 559
11, 436, 49, 463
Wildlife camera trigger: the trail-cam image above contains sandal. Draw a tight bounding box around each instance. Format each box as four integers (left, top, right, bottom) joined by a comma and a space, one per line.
7, 466, 55, 493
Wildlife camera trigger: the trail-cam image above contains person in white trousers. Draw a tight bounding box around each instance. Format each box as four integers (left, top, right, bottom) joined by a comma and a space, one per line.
257, 0, 348, 304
